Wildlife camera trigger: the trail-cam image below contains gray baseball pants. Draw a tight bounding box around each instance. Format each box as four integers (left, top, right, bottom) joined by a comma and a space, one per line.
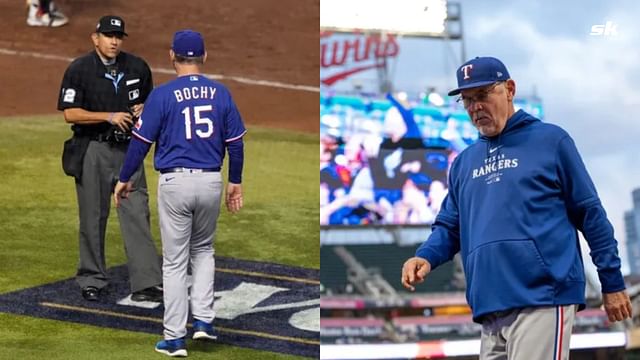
480, 305, 577, 360
158, 171, 222, 340
75, 140, 162, 292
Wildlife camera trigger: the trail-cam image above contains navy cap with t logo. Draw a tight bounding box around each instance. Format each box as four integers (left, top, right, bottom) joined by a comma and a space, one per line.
447, 57, 510, 96
96, 15, 127, 36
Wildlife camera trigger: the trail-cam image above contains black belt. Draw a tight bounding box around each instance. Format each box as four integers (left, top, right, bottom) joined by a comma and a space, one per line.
160, 167, 221, 174
88, 133, 131, 143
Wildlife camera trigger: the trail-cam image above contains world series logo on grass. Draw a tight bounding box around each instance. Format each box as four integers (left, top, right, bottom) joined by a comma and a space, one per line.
0, 256, 320, 358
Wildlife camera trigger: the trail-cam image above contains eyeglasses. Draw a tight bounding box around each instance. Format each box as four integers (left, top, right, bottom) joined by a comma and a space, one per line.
456, 81, 504, 109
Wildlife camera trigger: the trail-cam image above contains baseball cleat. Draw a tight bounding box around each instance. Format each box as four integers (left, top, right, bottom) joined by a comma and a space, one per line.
192, 319, 218, 340
131, 285, 163, 302
81, 286, 100, 301
155, 338, 187, 357
27, 11, 68, 27
26, 1, 68, 27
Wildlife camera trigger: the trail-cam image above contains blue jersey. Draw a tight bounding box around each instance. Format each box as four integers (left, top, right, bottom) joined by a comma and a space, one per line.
132, 75, 246, 171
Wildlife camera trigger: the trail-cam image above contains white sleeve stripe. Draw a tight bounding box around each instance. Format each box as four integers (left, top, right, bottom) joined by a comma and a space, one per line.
132, 131, 153, 144
225, 130, 247, 143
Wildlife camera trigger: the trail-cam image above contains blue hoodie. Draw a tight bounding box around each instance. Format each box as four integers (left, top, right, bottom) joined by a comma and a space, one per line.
416, 109, 625, 322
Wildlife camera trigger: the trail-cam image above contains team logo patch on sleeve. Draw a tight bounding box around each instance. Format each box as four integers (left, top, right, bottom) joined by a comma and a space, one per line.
134, 118, 143, 130
63, 88, 76, 103
0, 256, 319, 358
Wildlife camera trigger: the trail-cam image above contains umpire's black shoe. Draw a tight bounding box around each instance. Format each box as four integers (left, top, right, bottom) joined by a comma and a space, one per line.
82, 286, 100, 301
132, 285, 163, 302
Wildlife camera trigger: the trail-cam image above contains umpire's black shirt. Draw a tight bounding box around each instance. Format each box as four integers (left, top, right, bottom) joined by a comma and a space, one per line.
57, 50, 153, 134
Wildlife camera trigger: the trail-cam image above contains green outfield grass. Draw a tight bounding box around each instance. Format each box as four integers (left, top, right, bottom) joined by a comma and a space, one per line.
0, 115, 318, 359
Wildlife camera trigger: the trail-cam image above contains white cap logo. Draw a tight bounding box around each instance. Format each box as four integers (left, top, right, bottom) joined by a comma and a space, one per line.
461, 64, 473, 80
111, 19, 122, 27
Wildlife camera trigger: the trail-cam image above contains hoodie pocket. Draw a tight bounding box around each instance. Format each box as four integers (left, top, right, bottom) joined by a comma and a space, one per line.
465, 239, 554, 315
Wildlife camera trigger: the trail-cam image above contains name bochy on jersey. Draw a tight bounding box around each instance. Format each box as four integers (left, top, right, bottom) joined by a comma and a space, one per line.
132, 74, 246, 171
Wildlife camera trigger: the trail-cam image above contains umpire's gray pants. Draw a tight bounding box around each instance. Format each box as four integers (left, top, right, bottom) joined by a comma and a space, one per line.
480, 305, 577, 360
158, 171, 222, 340
75, 141, 162, 293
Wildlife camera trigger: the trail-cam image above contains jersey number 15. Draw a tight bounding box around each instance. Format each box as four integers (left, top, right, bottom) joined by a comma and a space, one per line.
182, 105, 214, 139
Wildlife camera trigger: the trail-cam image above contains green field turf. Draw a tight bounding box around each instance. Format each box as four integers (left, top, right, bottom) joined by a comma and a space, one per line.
0, 115, 319, 359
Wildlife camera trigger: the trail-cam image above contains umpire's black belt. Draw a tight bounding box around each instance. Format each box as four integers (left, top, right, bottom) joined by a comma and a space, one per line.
88, 132, 131, 143
160, 167, 221, 174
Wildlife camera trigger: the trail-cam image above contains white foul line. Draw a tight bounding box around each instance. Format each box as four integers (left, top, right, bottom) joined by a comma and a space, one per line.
0, 47, 319, 93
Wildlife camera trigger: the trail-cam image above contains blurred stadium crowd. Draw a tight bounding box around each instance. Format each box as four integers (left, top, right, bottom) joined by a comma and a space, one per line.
320, 90, 542, 226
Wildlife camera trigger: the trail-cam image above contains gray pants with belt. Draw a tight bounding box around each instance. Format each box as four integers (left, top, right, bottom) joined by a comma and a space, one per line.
158, 171, 222, 340
480, 305, 577, 360
75, 141, 162, 293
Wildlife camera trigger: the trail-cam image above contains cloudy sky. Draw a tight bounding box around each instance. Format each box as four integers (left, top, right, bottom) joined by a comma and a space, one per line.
322, 0, 640, 273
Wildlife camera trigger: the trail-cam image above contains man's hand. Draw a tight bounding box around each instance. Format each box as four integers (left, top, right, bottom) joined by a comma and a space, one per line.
131, 104, 144, 118
110, 112, 133, 132
225, 183, 243, 213
401, 257, 432, 291
113, 181, 133, 208
603, 290, 633, 322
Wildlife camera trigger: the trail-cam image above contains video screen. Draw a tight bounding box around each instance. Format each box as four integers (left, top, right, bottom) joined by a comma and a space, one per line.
320, 92, 474, 226
320, 92, 543, 226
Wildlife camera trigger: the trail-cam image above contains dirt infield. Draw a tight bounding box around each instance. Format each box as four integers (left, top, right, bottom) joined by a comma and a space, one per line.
0, 0, 319, 133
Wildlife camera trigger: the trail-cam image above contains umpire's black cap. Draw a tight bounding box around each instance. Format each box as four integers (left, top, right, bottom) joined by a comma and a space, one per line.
96, 15, 128, 36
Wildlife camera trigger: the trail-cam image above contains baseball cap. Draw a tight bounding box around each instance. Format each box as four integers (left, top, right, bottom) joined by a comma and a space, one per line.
447, 57, 510, 96
96, 15, 127, 36
172, 30, 205, 57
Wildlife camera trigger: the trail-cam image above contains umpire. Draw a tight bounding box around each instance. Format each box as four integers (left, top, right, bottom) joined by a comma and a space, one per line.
57, 15, 162, 302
